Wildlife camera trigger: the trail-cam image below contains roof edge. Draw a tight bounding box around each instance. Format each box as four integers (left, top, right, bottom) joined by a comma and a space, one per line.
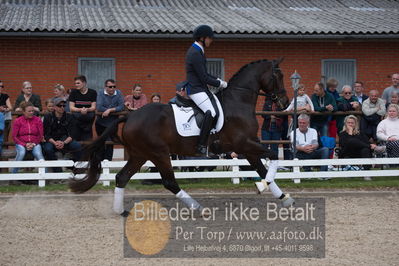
0, 31, 398, 40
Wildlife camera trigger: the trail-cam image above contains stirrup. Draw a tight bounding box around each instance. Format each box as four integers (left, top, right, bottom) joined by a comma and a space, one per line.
255, 179, 269, 194
281, 193, 295, 207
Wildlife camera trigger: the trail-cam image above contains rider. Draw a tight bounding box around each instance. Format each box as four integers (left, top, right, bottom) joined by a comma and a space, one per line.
186, 24, 228, 156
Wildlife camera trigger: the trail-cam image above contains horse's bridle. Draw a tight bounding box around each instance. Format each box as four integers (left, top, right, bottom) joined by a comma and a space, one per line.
258, 61, 280, 99
258, 61, 287, 109
221, 60, 285, 108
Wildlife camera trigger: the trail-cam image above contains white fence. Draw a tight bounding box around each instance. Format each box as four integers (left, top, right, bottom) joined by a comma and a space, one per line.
0, 157, 398, 187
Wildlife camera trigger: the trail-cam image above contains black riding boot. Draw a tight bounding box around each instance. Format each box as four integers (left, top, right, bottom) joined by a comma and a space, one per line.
196, 111, 214, 156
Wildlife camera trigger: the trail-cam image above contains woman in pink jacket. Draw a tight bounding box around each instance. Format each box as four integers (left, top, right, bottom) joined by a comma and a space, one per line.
124, 83, 148, 111
12, 101, 44, 173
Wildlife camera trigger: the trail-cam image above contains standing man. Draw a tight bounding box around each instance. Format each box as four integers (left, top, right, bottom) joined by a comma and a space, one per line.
311, 82, 337, 136
291, 114, 329, 172
185, 24, 228, 156
95, 79, 124, 161
69, 75, 97, 141
43, 98, 82, 172
361, 89, 386, 142
353, 81, 368, 104
336, 85, 361, 132
382, 73, 399, 103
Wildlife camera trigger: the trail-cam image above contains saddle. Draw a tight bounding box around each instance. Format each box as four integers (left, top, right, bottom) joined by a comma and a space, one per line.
172, 91, 220, 129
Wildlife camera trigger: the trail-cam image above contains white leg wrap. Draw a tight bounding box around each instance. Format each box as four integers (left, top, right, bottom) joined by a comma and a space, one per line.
176, 189, 202, 210
265, 160, 279, 183
255, 179, 269, 193
269, 182, 283, 198
113, 187, 125, 214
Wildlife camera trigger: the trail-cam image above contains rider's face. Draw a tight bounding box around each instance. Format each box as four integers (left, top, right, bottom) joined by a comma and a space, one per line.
204, 37, 213, 47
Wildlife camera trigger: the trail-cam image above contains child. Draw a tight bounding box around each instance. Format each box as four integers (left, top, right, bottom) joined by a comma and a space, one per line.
285, 84, 314, 112
44, 98, 55, 114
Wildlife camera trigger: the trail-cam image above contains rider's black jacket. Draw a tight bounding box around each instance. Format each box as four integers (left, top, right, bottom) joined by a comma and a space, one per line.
185, 43, 220, 95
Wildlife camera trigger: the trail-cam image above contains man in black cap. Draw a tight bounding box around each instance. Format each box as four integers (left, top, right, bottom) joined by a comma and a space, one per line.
43, 97, 82, 172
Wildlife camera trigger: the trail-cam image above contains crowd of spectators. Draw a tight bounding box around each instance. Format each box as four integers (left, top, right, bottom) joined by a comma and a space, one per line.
261, 73, 399, 177
0, 76, 161, 174
0, 72, 398, 177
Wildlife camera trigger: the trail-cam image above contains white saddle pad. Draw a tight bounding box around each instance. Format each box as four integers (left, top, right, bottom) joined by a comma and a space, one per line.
171, 96, 224, 137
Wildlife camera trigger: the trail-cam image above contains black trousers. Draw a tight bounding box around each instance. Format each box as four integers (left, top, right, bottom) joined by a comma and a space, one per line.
340, 145, 372, 170
95, 123, 115, 161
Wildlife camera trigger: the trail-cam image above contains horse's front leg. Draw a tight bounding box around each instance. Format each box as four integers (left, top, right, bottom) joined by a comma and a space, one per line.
238, 138, 279, 182
241, 140, 295, 207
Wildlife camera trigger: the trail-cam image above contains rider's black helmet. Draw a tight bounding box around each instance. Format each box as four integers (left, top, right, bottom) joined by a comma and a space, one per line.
193, 25, 214, 40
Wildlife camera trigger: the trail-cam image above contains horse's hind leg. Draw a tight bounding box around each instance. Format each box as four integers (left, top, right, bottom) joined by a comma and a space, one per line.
113, 157, 146, 216
152, 156, 203, 211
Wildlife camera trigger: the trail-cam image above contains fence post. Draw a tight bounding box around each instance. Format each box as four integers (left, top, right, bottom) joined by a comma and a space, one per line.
102, 160, 111, 186
293, 158, 301, 183
38, 159, 46, 187
231, 158, 240, 184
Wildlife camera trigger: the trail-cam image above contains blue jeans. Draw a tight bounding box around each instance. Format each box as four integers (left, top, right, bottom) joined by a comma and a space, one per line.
261, 129, 282, 158
12, 144, 45, 173
296, 147, 329, 171
43, 141, 82, 172
43, 141, 82, 161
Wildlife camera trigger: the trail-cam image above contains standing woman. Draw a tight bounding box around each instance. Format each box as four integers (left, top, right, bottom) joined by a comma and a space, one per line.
12, 101, 44, 173
0, 80, 13, 142
14, 81, 42, 115
377, 104, 399, 158
185, 24, 228, 155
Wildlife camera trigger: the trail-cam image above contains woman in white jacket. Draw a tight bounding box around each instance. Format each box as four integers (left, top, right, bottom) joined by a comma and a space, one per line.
376, 104, 399, 157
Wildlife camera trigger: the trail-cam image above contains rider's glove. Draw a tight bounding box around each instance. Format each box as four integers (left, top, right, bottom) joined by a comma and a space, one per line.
217, 78, 228, 89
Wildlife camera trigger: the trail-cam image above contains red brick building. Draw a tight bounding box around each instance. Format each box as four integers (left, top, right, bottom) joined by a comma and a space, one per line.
1, 0, 398, 112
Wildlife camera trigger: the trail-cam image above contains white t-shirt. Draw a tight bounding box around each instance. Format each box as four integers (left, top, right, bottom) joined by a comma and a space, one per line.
290, 127, 318, 147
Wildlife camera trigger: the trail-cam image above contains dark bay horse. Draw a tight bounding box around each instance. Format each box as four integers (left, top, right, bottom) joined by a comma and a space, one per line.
70, 58, 295, 215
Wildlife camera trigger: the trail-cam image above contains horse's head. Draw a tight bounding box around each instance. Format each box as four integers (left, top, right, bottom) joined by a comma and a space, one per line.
260, 58, 289, 109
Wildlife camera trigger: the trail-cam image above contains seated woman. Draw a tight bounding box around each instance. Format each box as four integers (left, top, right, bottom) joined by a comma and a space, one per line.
12, 101, 44, 173
14, 81, 42, 116
338, 115, 383, 179
124, 83, 147, 111
377, 104, 399, 158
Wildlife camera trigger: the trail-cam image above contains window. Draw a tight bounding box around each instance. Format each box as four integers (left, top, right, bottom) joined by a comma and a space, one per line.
207, 58, 224, 80
322, 59, 356, 93
78, 58, 115, 91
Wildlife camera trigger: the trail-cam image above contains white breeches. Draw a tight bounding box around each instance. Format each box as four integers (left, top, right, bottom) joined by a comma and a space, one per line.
189, 92, 216, 117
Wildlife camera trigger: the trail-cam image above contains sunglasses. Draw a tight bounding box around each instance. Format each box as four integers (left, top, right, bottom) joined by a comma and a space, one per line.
343, 92, 352, 95
56, 104, 66, 108
107, 86, 116, 88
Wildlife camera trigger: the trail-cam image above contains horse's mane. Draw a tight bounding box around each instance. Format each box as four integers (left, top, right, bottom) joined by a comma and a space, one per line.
228, 59, 270, 84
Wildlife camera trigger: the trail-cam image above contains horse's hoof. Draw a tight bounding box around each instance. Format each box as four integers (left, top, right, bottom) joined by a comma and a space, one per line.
120, 210, 130, 217
281, 194, 295, 207
255, 180, 269, 194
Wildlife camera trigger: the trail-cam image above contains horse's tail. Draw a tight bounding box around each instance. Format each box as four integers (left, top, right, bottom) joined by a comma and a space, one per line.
69, 116, 127, 193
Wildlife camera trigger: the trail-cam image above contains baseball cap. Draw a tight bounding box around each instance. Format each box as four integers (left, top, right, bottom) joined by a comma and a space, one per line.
176, 81, 188, 92
54, 97, 66, 106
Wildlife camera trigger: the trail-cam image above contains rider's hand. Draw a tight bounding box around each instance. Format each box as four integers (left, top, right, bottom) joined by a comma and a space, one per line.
217, 78, 228, 89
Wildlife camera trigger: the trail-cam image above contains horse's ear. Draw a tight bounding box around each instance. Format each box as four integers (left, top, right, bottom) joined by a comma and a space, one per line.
275, 57, 284, 65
